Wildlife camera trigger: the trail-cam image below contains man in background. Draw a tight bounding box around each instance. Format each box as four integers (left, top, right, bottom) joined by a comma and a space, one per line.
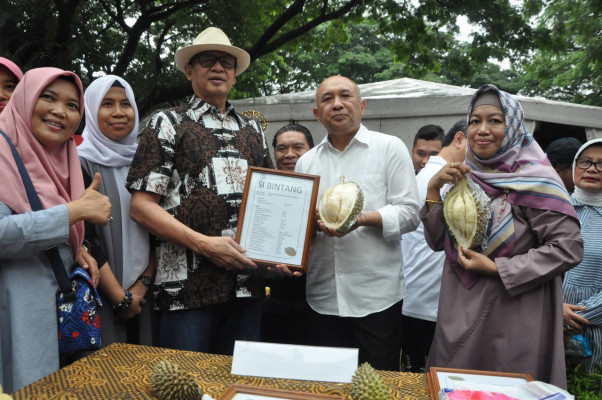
272, 123, 314, 172
546, 137, 582, 193
401, 119, 467, 372
262, 123, 314, 345
411, 124, 444, 174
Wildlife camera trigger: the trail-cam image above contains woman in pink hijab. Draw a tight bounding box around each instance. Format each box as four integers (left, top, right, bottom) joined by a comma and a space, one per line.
0, 68, 111, 392
0, 57, 24, 114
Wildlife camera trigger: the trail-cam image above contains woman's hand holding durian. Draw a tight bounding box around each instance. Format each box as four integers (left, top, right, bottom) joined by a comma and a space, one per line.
425, 162, 472, 211
457, 245, 499, 277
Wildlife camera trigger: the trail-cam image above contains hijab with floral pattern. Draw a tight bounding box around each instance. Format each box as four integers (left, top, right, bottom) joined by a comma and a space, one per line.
446, 84, 577, 288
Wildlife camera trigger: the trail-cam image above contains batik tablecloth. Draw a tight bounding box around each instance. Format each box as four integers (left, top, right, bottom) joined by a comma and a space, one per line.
13, 343, 430, 399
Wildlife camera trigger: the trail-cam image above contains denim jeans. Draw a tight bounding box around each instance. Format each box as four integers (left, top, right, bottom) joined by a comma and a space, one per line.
158, 297, 262, 355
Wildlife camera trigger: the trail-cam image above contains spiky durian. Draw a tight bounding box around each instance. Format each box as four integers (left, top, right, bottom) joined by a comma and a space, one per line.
318, 176, 364, 233
350, 363, 392, 400
151, 361, 203, 400
443, 175, 490, 250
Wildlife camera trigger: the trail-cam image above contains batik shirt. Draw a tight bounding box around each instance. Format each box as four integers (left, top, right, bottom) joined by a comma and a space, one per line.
126, 96, 273, 311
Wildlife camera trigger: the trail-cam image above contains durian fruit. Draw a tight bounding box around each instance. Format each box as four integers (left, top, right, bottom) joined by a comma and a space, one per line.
151, 361, 203, 400
318, 176, 364, 233
443, 175, 490, 250
350, 362, 392, 400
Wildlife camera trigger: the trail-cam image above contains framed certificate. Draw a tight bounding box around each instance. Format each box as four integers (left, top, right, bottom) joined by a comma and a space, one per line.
218, 384, 344, 400
235, 167, 320, 272
426, 367, 533, 400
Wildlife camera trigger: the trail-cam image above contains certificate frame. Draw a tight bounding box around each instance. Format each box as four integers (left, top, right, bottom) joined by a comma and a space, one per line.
235, 167, 320, 272
426, 367, 533, 400
217, 384, 345, 400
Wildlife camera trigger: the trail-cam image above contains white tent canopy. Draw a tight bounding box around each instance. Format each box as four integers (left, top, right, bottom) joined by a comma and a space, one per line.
232, 77, 602, 151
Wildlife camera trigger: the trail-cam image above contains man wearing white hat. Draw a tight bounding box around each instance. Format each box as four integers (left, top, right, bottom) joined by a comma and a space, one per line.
126, 27, 273, 354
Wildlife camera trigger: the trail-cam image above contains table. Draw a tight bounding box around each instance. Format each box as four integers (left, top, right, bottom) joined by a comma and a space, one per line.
12, 343, 431, 399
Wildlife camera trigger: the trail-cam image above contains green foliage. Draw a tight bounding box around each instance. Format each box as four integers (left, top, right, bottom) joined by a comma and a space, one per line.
565, 362, 602, 400
424, 41, 525, 95
517, 0, 602, 106
271, 21, 407, 94
6, 0, 591, 118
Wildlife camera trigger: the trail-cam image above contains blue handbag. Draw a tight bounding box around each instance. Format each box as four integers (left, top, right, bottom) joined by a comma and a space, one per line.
1, 130, 102, 357
56, 267, 103, 356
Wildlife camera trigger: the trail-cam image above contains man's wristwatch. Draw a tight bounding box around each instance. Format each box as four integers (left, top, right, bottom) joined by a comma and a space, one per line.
138, 275, 152, 287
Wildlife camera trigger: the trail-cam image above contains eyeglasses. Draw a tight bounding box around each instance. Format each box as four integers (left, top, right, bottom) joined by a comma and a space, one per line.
576, 158, 602, 172
192, 54, 236, 69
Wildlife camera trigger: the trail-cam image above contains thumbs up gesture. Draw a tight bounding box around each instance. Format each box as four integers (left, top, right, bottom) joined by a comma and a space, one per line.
67, 173, 112, 226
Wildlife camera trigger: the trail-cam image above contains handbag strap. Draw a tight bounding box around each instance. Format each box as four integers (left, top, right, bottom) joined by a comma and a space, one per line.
0, 130, 73, 295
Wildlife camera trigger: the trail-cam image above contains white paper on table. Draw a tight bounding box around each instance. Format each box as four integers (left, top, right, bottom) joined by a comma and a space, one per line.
437, 371, 529, 390
231, 340, 358, 383
452, 381, 574, 400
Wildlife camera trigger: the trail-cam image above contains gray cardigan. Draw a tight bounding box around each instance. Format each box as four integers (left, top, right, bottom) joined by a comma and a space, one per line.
0, 202, 72, 392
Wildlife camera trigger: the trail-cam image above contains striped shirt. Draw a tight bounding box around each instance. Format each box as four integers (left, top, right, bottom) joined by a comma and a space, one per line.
562, 197, 602, 372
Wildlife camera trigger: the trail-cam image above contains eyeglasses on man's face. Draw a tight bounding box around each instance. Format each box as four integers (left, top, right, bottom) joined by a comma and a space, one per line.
576, 158, 602, 172
192, 53, 237, 69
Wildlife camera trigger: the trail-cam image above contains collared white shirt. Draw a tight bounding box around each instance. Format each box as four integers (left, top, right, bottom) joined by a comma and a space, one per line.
295, 124, 420, 317
401, 155, 446, 321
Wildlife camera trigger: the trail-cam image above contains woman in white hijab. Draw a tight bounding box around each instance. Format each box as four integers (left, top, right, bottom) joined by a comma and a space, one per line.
78, 75, 155, 346
562, 138, 602, 373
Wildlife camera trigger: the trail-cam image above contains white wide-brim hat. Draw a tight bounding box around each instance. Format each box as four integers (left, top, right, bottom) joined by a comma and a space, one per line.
174, 27, 250, 76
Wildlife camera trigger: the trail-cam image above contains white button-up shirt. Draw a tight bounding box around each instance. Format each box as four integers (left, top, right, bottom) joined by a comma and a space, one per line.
295, 124, 420, 317
401, 155, 447, 321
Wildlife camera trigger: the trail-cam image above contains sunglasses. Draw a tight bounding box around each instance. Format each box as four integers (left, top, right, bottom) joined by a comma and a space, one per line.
192, 54, 237, 69
576, 158, 602, 172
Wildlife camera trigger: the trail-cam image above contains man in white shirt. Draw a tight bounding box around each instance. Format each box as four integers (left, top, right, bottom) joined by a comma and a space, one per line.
295, 75, 420, 370
400, 119, 467, 372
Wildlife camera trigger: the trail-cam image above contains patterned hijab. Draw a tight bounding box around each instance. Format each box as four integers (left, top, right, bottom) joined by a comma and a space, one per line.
572, 138, 602, 207
0, 67, 85, 255
77, 75, 139, 166
447, 84, 577, 288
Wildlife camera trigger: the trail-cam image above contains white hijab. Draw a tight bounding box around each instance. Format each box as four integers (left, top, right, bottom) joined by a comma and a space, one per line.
77, 75, 139, 165
78, 75, 148, 288
572, 138, 602, 207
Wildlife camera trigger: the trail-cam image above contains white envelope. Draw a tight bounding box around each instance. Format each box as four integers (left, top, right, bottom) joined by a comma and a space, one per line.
231, 340, 358, 383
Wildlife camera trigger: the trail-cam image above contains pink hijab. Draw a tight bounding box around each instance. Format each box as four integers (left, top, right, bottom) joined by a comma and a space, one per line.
0, 57, 24, 81
0, 67, 85, 255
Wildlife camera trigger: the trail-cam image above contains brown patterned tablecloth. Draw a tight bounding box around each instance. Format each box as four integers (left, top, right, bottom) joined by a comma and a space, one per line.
13, 343, 431, 399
